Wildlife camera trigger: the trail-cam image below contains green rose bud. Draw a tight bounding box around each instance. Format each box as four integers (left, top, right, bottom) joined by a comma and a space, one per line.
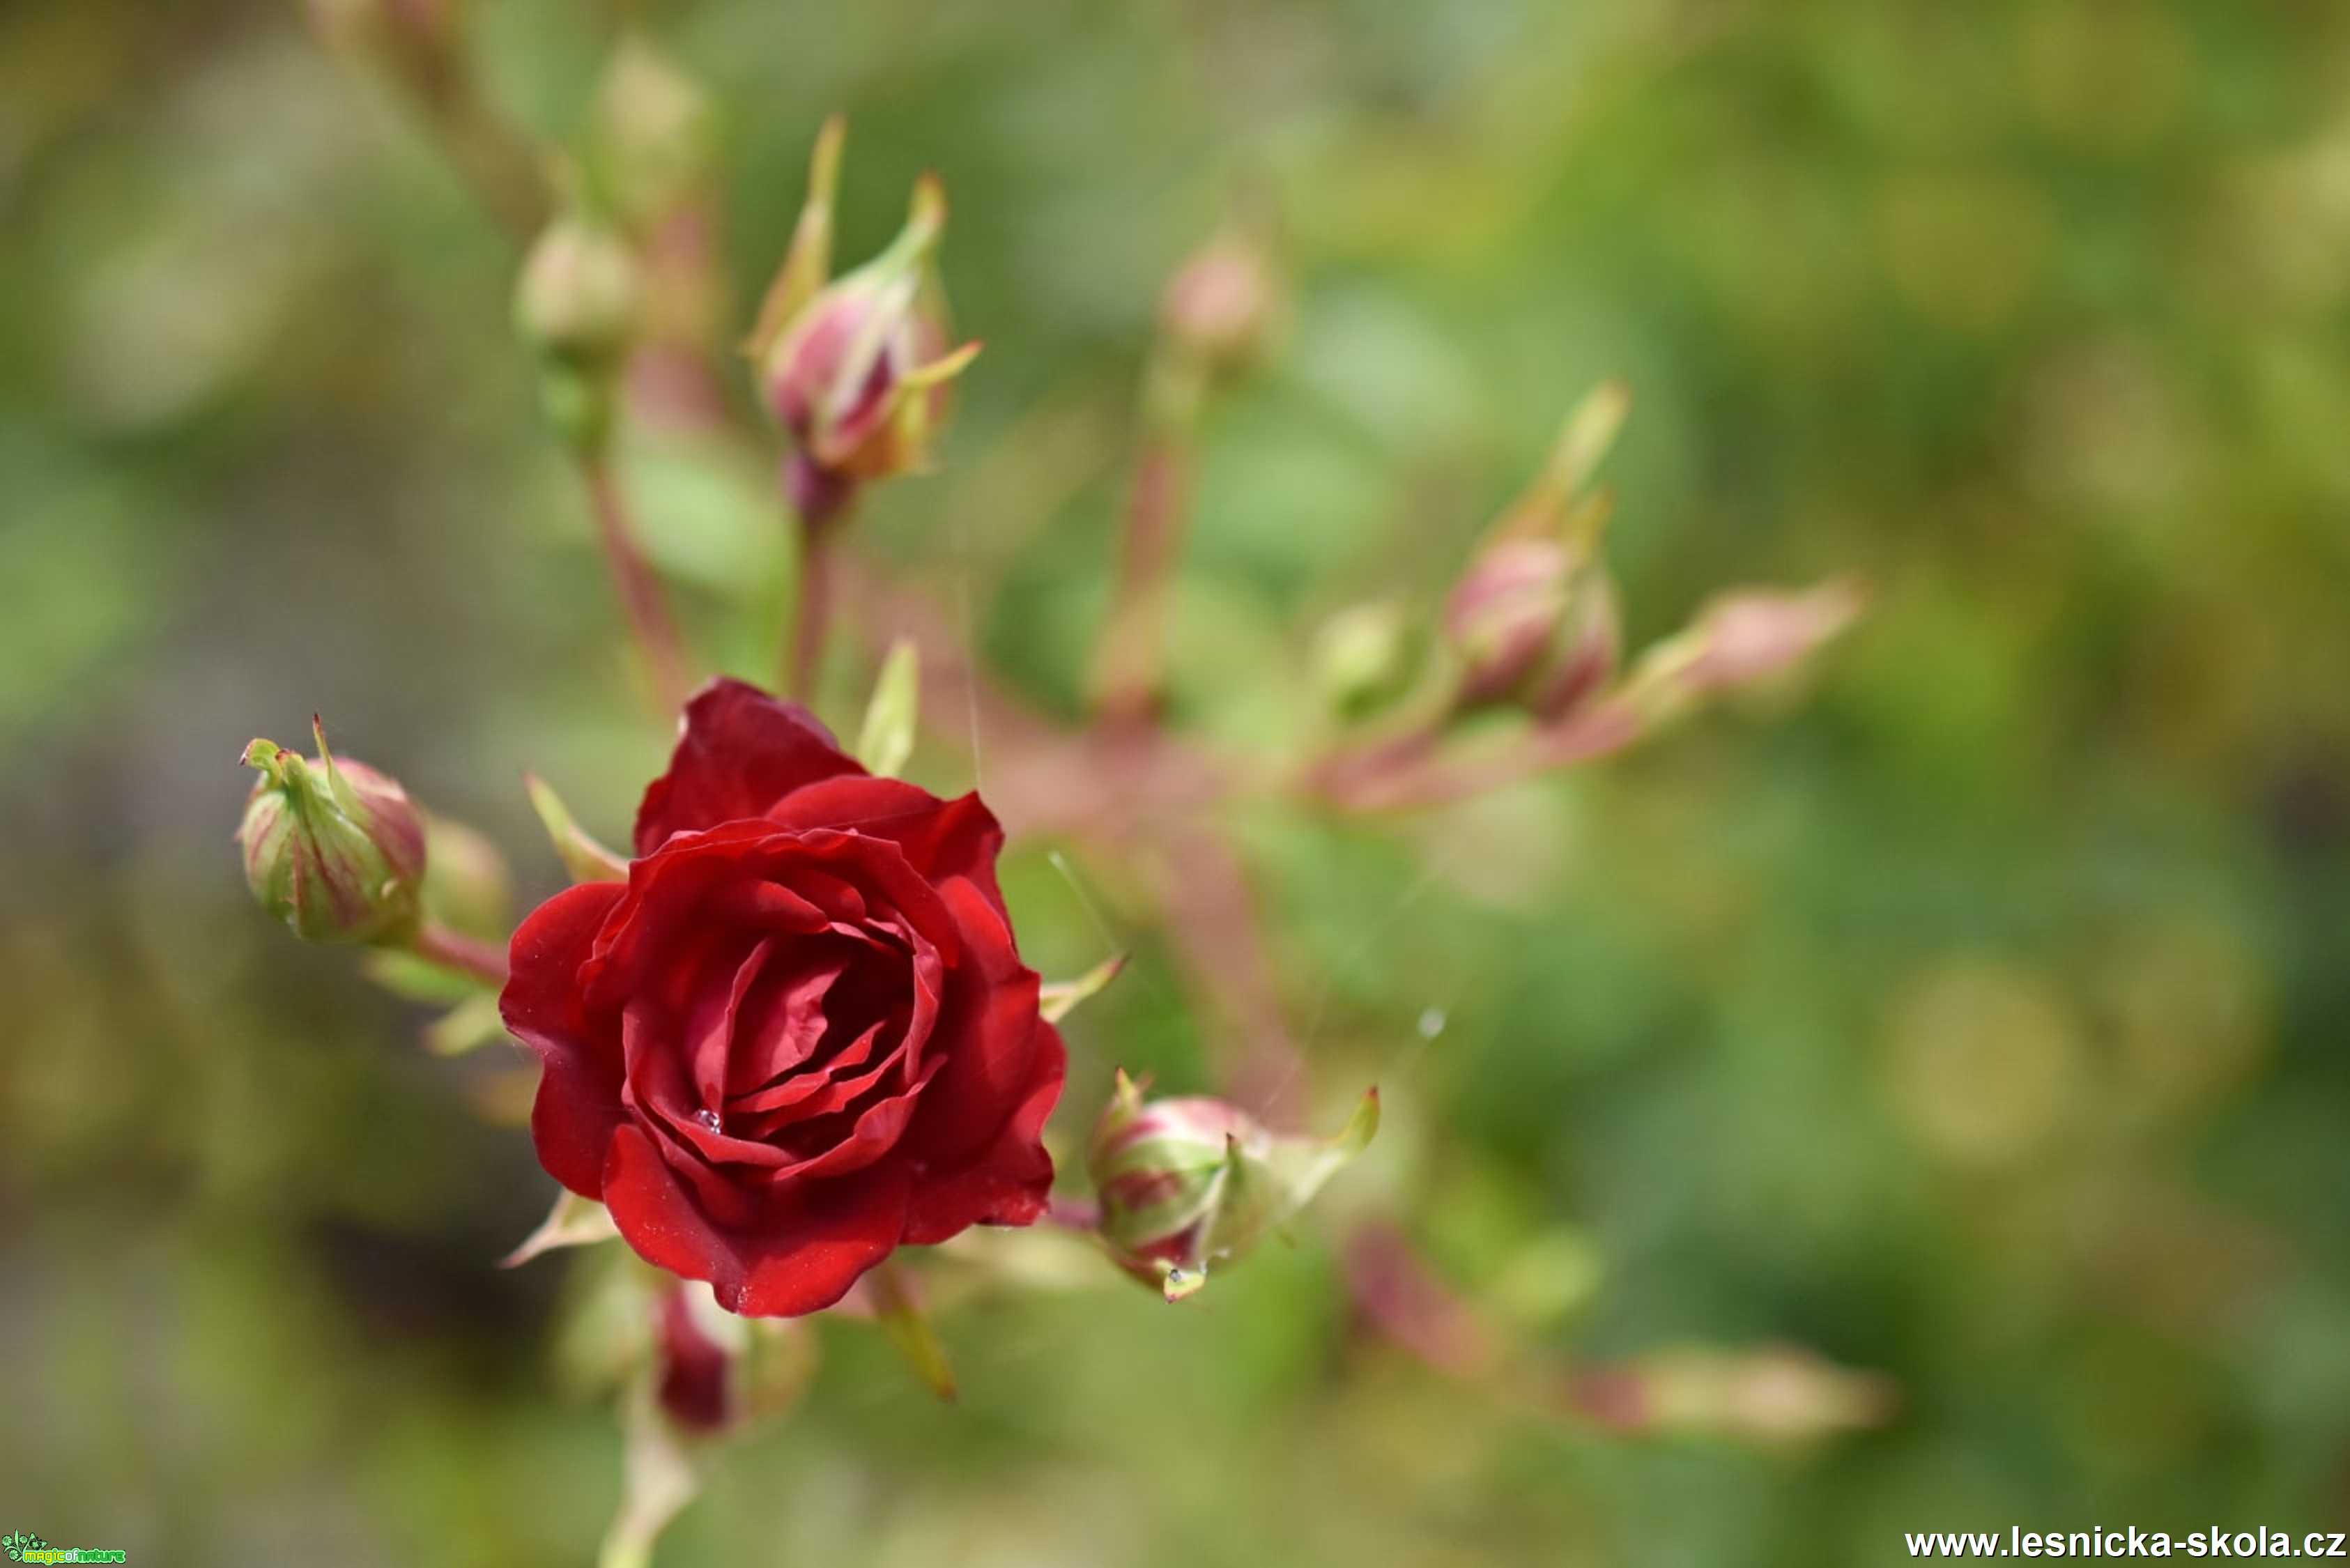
238, 719, 427, 944
514, 215, 643, 371
1313, 600, 1420, 722
1086, 1071, 1377, 1301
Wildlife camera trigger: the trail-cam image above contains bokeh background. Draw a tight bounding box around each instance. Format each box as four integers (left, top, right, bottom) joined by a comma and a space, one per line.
5, 0, 2349, 1562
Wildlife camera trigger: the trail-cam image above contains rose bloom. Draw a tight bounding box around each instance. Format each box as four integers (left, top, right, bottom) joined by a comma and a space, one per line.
500, 679, 1064, 1316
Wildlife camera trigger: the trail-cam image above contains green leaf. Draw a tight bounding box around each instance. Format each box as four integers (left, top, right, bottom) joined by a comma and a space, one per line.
504, 1189, 622, 1268
362, 948, 493, 1003
864, 1259, 955, 1401
854, 638, 920, 777
424, 991, 507, 1056
1544, 379, 1631, 505
1039, 952, 1127, 1024
1261, 1086, 1381, 1212
528, 773, 630, 883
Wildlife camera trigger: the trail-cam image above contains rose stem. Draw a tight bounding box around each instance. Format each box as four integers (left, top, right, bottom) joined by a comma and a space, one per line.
788, 516, 836, 701
310, 15, 546, 245
1089, 347, 1208, 726
1045, 1197, 1100, 1231
411, 921, 511, 986
578, 450, 691, 716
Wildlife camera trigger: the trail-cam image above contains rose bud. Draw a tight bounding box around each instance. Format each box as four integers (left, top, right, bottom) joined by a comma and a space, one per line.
515, 214, 643, 371
1087, 1071, 1378, 1302
1312, 600, 1420, 722
1443, 538, 1574, 708
420, 813, 512, 939
238, 721, 427, 945
749, 125, 978, 524
1560, 1345, 1896, 1445
1160, 232, 1280, 373
593, 37, 719, 225
1622, 577, 1866, 724
1526, 571, 1621, 721
653, 1281, 736, 1434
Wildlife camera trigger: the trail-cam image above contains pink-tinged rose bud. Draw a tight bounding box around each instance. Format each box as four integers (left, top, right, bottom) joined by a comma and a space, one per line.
1441, 383, 1638, 718
1623, 577, 1866, 721
751, 128, 979, 524
1160, 233, 1280, 371
1443, 538, 1574, 707
238, 720, 427, 944
1086, 1072, 1377, 1301
654, 1282, 735, 1434
1560, 1345, 1896, 1445
648, 1279, 817, 1438
1528, 571, 1621, 721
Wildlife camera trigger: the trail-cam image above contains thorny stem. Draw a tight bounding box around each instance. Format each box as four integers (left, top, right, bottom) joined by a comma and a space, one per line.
580, 450, 691, 715
410, 921, 511, 986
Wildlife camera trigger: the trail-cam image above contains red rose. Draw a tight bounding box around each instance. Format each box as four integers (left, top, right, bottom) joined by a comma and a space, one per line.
500, 679, 1064, 1316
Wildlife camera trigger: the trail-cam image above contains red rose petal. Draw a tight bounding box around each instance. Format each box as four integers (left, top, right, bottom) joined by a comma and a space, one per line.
901, 876, 1050, 1167
635, 679, 863, 855
686, 937, 776, 1112
764, 778, 1007, 909
728, 1166, 914, 1318
722, 943, 855, 1099
501, 882, 628, 1197
604, 1123, 912, 1317
900, 1022, 1065, 1245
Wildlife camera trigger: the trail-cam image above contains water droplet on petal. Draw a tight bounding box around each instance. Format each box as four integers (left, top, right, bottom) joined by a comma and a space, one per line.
695, 1107, 723, 1132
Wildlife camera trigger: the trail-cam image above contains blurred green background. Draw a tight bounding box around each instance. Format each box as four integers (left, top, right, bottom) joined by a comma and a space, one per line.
5, 0, 2349, 1562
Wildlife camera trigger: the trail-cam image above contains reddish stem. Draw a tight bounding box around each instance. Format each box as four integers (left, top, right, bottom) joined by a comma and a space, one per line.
411, 921, 510, 987
1045, 1197, 1101, 1231
1307, 700, 1647, 813
1093, 434, 1193, 724
790, 517, 837, 702
581, 452, 691, 715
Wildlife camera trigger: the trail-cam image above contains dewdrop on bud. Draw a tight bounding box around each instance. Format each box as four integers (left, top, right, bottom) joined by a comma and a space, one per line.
1086, 1072, 1378, 1302
238, 720, 427, 944
748, 121, 978, 525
